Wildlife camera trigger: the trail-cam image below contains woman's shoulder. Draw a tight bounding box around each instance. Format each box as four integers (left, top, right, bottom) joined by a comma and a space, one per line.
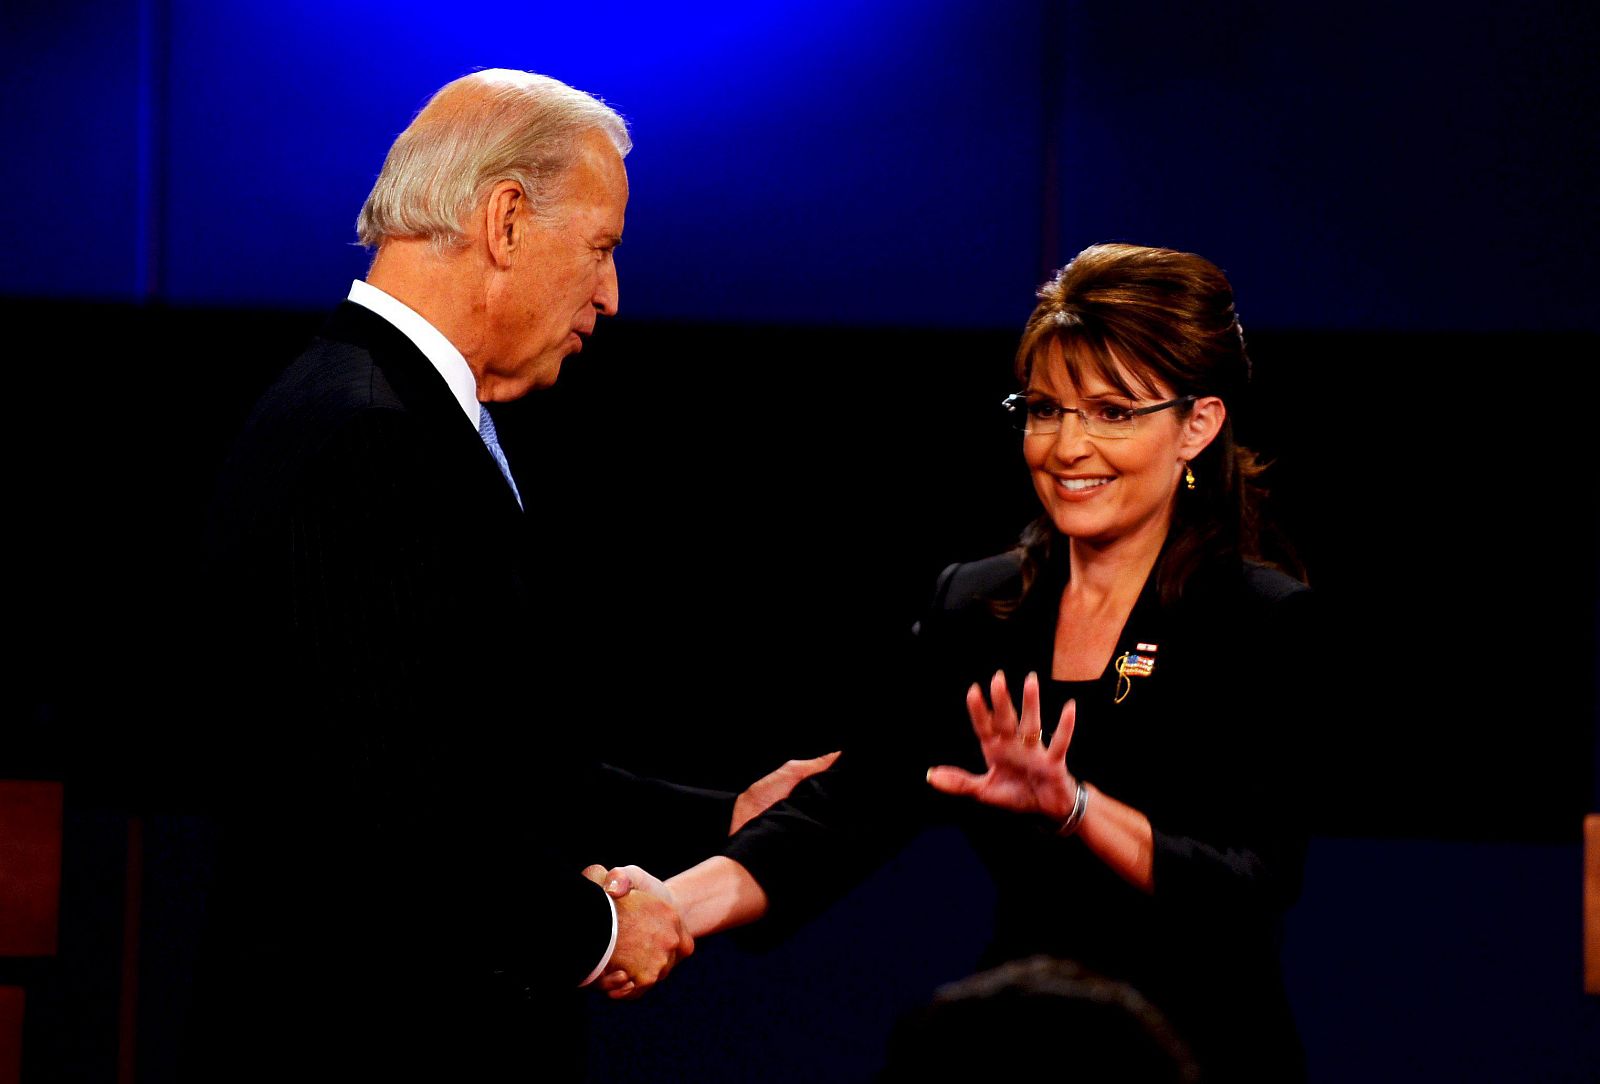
909, 551, 1026, 645
1177, 558, 1317, 649
930, 551, 1025, 614
1239, 560, 1311, 606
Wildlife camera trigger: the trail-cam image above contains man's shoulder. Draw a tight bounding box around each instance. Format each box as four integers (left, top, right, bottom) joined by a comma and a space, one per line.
259, 303, 412, 419
211, 305, 441, 516
265, 335, 402, 419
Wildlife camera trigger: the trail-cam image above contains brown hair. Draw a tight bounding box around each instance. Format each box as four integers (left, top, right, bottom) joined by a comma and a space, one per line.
1010, 243, 1280, 607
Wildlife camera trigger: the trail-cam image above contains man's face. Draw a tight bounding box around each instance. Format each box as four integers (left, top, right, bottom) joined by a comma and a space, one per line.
483, 129, 628, 397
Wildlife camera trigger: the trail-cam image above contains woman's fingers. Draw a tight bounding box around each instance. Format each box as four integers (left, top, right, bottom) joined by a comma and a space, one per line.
966, 681, 999, 741
610, 864, 664, 898
1048, 698, 1076, 765
1018, 671, 1042, 743
989, 670, 1019, 733
926, 765, 984, 796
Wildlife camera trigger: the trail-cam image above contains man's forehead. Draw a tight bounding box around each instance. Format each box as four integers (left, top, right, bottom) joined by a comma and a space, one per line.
547, 138, 627, 224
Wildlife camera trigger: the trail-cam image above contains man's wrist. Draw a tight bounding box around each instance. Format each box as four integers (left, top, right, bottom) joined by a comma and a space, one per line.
577, 882, 619, 987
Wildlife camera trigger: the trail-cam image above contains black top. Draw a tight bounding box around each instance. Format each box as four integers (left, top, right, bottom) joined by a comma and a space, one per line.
726, 549, 1320, 1081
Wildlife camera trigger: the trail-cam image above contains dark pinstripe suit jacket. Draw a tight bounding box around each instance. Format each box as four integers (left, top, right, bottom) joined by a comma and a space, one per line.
190, 301, 728, 1081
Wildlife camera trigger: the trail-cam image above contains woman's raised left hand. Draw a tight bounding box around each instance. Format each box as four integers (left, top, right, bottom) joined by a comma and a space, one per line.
926, 670, 1079, 822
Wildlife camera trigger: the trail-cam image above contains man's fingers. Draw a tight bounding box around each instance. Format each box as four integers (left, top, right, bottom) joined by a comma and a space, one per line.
584, 863, 627, 900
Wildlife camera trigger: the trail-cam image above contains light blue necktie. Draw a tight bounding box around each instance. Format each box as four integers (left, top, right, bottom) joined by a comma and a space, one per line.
477, 403, 524, 510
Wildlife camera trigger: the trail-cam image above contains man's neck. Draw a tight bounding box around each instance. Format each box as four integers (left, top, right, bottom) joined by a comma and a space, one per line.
366, 241, 489, 388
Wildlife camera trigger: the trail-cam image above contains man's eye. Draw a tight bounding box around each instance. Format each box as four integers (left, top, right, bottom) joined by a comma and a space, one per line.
1027, 401, 1063, 420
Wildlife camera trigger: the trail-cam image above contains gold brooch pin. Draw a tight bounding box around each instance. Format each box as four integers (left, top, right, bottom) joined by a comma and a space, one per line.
1113, 643, 1159, 704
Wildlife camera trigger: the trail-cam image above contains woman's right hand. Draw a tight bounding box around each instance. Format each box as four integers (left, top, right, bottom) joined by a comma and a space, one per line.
926, 670, 1080, 823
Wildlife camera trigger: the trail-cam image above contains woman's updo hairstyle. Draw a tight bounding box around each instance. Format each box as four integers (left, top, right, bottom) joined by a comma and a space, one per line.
1011, 243, 1274, 606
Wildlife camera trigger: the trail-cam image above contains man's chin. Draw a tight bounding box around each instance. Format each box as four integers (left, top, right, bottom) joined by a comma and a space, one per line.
510, 352, 571, 396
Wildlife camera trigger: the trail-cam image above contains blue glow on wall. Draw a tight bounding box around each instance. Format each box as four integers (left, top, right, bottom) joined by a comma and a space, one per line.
4, 0, 1046, 328
3, 2, 1594, 331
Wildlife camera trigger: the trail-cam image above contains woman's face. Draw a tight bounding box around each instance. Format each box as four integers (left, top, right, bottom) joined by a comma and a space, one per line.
1022, 342, 1223, 554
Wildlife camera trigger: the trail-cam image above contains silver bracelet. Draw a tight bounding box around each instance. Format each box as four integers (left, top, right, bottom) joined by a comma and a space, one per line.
1057, 778, 1090, 837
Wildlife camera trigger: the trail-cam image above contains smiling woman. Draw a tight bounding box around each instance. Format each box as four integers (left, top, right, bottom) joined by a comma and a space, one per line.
608, 243, 1320, 1082
1006, 244, 1269, 609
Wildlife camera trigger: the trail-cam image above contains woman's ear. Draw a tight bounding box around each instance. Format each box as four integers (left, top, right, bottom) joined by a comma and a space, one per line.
1178, 396, 1226, 460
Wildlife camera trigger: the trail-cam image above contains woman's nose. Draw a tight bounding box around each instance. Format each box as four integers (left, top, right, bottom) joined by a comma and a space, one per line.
1049, 412, 1093, 459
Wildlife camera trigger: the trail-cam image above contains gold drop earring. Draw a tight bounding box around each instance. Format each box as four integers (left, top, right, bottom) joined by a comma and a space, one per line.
1183, 463, 1196, 491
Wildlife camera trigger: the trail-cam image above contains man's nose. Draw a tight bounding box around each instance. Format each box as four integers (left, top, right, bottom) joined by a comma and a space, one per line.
593, 258, 619, 317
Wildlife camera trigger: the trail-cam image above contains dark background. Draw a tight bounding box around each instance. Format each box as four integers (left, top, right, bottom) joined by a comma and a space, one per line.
3, 1, 1597, 1080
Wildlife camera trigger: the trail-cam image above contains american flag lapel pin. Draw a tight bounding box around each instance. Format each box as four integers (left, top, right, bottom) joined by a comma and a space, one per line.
1113, 642, 1159, 703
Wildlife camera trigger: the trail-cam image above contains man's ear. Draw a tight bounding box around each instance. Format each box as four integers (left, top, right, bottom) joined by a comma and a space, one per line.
482, 180, 524, 270
1178, 396, 1226, 461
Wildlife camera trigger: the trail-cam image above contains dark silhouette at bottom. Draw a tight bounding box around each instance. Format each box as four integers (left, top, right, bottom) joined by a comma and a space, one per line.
880, 956, 1202, 1083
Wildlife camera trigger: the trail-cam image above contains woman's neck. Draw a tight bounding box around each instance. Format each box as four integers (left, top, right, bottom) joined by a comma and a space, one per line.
1063, 522, 1168, 609
1050, 527, 1169, 681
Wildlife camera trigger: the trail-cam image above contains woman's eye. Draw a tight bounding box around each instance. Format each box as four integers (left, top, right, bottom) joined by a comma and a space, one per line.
1027, 401, 1063, 419
1093, 403, 1136, 424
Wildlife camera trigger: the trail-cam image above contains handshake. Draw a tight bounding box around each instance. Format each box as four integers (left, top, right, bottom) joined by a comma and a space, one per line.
579, 748, 838, 999
581, 863, 690, 1000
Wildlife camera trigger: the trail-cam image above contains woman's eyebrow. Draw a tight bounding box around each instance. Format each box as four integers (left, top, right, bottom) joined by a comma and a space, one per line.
1029, 388, 1129, 402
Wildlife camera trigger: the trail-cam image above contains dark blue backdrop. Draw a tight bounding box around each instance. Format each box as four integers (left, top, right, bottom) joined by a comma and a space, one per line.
2, 2, 1597, 1081
5, 2, 1594, 329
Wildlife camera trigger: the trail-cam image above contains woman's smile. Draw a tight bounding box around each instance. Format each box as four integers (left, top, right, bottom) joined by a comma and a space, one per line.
1050, 474, 1115, 497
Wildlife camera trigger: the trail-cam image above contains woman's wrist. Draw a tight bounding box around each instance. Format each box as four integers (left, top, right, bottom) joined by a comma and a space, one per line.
664, 856, 768, 939
1056, 777, 1090, 836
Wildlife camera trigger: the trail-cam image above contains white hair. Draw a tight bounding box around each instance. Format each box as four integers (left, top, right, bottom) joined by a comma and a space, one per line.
355, 68, 631, 252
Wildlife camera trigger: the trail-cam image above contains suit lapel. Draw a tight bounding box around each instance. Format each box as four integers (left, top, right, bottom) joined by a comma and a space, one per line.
321, 302, 527, 523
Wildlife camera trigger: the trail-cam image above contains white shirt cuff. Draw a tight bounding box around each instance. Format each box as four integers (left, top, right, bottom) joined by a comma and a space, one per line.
578, 888, 619, 987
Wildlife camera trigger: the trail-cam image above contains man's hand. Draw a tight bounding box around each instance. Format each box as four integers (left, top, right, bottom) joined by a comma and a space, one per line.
582, 864, 692, 1000
730, 750, 840, 835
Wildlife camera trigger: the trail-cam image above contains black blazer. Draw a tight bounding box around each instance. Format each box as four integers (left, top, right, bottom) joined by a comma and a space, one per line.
727, 549, 1320, 1081
189, 302, 729, 1081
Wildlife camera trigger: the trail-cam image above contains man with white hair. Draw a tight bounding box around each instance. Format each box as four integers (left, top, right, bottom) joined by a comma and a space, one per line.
190, 69, 823, 1081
